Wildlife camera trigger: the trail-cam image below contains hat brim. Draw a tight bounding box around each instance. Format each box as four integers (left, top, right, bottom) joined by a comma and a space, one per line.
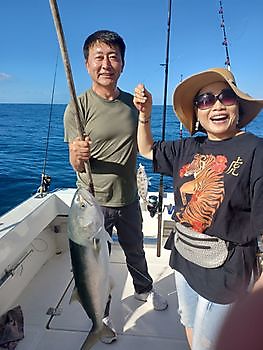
173, 68, 263, 134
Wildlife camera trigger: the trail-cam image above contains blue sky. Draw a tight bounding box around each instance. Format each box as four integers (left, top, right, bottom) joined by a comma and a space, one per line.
1, 0, 263, 105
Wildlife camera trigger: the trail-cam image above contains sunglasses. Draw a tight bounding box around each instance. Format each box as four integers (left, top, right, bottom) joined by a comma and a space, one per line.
194, 89, 238, 110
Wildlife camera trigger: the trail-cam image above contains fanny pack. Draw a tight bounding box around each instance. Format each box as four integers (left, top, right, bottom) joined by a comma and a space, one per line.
174, 222, 229, 268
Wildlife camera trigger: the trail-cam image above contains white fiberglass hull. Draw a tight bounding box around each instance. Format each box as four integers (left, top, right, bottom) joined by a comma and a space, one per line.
0, 188, 188, 350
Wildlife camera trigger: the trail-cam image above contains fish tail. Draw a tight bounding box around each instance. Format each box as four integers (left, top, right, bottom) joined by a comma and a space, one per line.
80, 328, 102, 350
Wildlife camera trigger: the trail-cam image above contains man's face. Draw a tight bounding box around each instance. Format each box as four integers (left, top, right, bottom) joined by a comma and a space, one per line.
86, 41, 124, 88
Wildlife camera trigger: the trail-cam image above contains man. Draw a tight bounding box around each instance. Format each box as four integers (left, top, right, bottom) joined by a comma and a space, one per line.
64, 30, 168, 344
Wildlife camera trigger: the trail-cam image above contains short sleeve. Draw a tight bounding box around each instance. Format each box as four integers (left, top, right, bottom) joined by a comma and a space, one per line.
152, 141, 177, 177
250, 140, 263, 234
64, 102, 79, 143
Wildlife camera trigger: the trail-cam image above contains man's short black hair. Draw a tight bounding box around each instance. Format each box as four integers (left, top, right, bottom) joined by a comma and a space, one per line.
83, 30, 126, 64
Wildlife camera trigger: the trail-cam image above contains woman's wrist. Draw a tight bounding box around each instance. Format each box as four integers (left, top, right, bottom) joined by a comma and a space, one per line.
139, 116, 151, 124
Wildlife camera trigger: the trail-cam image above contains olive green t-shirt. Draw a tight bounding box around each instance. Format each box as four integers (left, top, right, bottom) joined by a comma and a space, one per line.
64, 88, 139, 207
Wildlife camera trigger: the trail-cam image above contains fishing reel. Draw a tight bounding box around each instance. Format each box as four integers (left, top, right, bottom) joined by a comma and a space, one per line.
147, 195, 159, 218
36, 174, 51, 197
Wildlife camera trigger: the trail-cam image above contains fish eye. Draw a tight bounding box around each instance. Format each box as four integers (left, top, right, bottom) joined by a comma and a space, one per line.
80, 201, 86, 208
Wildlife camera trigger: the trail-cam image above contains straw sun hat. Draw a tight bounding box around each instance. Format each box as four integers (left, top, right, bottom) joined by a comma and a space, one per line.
173, 67, 263, 134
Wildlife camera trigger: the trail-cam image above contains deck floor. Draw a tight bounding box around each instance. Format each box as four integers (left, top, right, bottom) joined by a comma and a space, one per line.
15, 242, 189, 350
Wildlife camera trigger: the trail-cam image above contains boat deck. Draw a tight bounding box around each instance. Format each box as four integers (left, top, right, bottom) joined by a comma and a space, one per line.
15, 242, 189, 350
0, 189, 189, 349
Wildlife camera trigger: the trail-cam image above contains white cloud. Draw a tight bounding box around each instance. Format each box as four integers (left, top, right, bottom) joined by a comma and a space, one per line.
0, 73, 11, 80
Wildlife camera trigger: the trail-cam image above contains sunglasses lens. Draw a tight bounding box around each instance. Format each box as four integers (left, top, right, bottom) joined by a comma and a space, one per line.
220, 90, 237, 106
195, 89, 237, 110
195, 94, 216, 110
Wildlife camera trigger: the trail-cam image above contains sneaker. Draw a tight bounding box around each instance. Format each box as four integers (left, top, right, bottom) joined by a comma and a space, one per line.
100, 316, 117, 344
134, 290, 150, 302
134, 289, 168, 311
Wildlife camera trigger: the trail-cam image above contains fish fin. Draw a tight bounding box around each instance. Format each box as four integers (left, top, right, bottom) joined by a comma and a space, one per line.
102, 228, 113, 243
109, 275, 115, 291
93, 237, 101, 250
69, 286, 81, 304
92, 230, 113, 251
108, 235, 114, 244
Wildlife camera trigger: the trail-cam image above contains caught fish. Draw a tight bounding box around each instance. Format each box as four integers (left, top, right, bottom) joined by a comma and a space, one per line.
137, 163, 150, 209
68, 187, 113, 349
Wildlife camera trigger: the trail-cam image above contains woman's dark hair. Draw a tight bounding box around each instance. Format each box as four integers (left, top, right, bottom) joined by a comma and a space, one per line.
83, 30, 126, 64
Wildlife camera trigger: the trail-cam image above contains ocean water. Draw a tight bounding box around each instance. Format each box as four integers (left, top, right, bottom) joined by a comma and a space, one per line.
0, 103, 263, 217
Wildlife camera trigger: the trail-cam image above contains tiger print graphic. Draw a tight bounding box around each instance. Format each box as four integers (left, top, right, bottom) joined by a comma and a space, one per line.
176, 154, 227, 232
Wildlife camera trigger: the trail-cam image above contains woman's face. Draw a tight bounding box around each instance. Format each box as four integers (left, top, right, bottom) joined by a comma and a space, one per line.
195, 81, 239, 140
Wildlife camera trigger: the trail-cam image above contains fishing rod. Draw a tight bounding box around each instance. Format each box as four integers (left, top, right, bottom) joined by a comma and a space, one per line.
37, 52, 59, 197
49, 0, 94, 196
156, 0, 172, 257
219, 0, 231, 71
179, 73, 183, 139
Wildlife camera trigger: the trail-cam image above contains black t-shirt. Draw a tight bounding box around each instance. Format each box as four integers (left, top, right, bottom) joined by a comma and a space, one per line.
153, 132, 263, 304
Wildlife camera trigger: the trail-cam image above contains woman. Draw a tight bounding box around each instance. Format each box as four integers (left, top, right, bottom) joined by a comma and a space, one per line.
134, 67, 263, 350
